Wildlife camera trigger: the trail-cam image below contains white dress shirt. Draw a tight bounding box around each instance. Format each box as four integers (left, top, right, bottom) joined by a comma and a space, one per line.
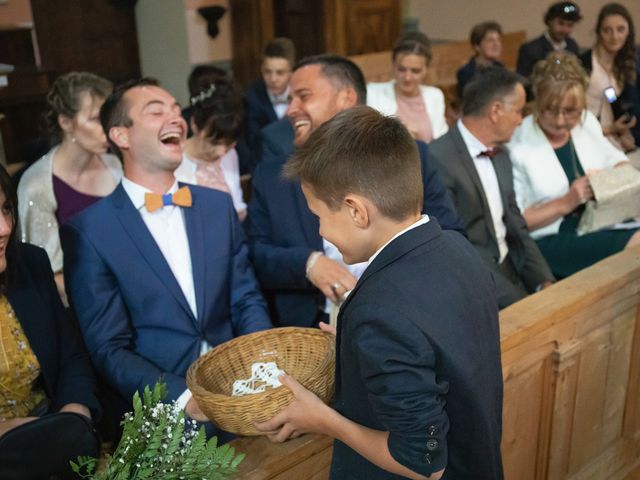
268, 85, 290, 119
458, 119, 509, 262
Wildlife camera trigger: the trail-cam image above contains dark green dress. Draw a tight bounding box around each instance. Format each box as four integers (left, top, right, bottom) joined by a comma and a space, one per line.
535, 141, 635, 278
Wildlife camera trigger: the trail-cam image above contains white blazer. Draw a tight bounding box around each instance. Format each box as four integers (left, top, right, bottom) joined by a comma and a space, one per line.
508, 112, 628, 239
366, 80, 448, 140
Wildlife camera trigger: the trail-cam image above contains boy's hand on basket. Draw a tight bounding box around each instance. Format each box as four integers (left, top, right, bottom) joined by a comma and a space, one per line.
255, 373, 333, 442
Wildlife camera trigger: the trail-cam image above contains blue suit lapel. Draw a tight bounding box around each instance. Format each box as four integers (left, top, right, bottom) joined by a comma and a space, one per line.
258, 81, 278, 123
111, 184, 196, 323
293, 181, 322, 250
181, 185, 205, 324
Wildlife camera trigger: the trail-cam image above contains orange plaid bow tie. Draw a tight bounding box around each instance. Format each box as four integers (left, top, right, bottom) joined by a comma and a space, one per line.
144, 186, 192, 213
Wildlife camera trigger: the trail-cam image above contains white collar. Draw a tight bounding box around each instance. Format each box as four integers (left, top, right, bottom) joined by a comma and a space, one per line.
367, 215, 430, 265
458, 119, 492, 159
544, 30, 567, 51
268, 85, 290, 102
121, 177, 180, 211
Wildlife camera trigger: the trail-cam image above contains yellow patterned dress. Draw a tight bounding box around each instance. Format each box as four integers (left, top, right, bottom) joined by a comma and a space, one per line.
0, 296, 46, 420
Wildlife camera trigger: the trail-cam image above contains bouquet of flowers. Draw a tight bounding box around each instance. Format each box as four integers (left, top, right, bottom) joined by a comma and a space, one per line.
71, 383, 244, 479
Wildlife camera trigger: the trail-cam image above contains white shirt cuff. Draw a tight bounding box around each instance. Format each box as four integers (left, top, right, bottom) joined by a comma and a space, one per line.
176, 388, 192, 411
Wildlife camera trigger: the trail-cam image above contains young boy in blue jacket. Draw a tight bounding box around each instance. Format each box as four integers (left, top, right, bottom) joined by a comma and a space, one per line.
257, 106, 504, 480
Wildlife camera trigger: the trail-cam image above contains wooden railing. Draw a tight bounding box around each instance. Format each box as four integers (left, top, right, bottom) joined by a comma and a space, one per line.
230, 246, 640, 479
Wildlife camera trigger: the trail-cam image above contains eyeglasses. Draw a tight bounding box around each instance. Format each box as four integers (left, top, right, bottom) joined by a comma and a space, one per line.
563, 5, 577, 14
541, 107, 581, 118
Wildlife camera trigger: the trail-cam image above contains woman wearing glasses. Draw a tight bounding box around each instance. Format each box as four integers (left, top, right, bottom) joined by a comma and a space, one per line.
508, 52, 639, 278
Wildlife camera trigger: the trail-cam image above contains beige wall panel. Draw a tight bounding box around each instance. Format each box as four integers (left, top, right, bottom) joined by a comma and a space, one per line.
407, 0, 640, 46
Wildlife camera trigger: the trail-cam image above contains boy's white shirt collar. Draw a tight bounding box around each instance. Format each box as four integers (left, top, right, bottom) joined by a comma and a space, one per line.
367, 215, 430, 265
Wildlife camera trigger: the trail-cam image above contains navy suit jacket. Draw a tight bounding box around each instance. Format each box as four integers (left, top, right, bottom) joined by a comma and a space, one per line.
330, 220, 503, 479
244, 80, 279, 145
516, 34, 579, 78
456, 58, 504, 98
61, 184, 271, 411
6, 243, 100, 418
250, 117, 295, 172
246, 141, 466, 327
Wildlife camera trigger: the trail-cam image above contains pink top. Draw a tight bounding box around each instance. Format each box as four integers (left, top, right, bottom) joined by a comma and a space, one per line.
395, 92, 433, 143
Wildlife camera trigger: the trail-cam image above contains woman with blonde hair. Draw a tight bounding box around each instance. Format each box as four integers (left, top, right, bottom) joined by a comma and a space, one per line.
366, 32, 448, 142
508, 51, 639, 278
18, 72, 122, 302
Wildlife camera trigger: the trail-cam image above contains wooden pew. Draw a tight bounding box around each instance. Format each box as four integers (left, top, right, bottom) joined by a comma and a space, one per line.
230, 245, 640, 479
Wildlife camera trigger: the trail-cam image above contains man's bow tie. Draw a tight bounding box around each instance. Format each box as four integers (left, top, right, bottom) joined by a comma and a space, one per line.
477, 148, 502, 159
144, 186, 192, 213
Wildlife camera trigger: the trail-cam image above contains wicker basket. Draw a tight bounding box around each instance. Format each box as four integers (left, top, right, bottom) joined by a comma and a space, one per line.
186, 327, 335, 436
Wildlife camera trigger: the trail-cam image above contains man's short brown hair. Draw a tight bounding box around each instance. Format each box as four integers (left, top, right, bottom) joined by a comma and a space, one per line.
100, 77, 160, 159
263, 37, 295, 66
284, 106, 423, 221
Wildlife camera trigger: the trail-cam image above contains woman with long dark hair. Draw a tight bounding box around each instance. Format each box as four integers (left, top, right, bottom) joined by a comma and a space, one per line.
174, 76, 247, 220
0, 164, 99, 478
580, 3, 639, 156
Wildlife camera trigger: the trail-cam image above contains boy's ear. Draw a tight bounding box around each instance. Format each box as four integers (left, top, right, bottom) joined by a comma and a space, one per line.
344, 194, 370, 229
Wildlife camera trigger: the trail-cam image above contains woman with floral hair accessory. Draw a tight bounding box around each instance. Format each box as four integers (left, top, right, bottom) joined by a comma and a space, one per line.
175, 76, 247, 220
508, 51, 640, 278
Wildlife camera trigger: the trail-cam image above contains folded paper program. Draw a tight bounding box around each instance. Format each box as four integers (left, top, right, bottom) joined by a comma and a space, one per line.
577, 164, 640, 235
231, 362, 284, 396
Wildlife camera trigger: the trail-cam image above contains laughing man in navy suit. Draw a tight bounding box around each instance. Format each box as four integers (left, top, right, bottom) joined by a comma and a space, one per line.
61, 79, 271, 435
246, 55, 465, 328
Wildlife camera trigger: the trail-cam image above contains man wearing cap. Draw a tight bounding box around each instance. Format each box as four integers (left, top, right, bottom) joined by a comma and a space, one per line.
517, 1, 582, 78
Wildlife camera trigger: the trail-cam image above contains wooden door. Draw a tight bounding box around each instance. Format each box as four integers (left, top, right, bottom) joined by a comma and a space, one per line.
30, 0, 141, 83
229, 0, 402, 89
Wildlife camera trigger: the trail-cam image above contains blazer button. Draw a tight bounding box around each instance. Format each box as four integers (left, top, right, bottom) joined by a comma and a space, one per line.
427, 425, 439, 436
426, 439, 439, 451
423, 452, 432, 464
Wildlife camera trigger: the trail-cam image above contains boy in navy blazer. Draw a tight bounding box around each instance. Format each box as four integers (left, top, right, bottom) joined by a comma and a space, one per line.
256, 106, 504, 479
244, 38, 296, 146
61, 79, 271, 437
